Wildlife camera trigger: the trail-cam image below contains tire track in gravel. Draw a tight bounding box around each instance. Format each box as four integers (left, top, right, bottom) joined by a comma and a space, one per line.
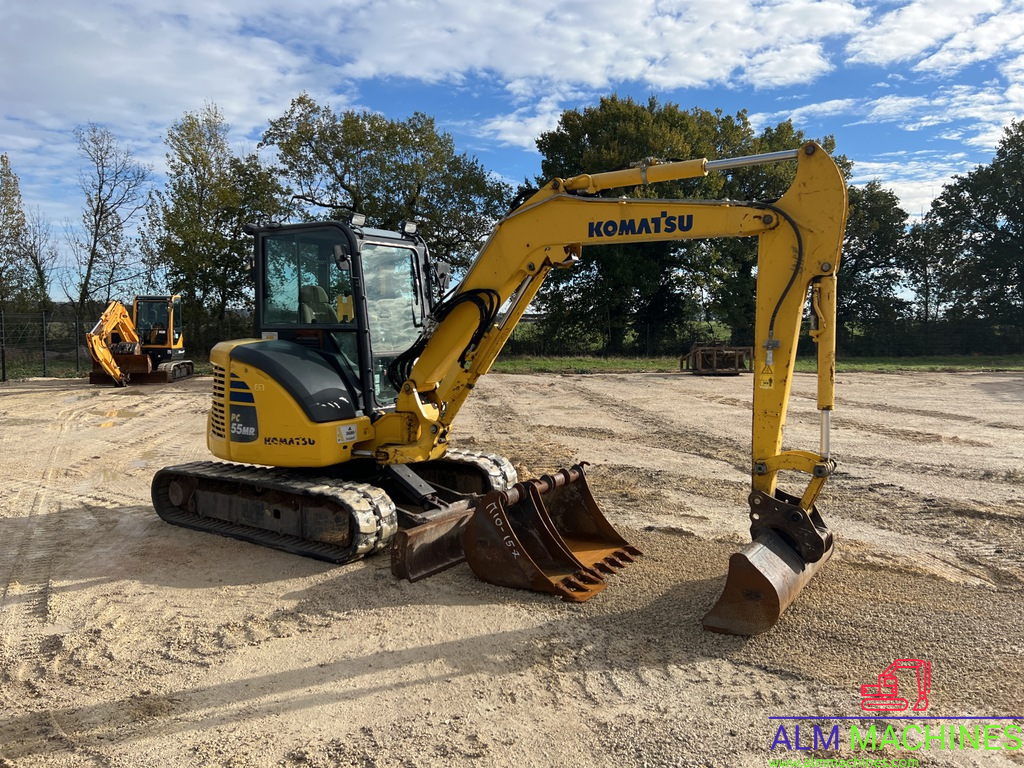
0, 384, 205, 712
0, 381, 212, 765
0, 398, 83, 711
470, 374, 754, 472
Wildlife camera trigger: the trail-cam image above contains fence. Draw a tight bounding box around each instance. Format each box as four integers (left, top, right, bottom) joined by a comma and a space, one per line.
3, 308, 1020, 383
0, 306, 256, 382
0, 310, 90, 382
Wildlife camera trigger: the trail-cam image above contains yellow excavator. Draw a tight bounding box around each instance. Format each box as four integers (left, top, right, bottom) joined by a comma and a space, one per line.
87, 295, 194, 386
152, 141, 847, 635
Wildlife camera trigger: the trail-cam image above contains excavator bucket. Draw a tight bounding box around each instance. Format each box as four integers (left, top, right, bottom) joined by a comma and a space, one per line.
702, 490, 834, 635
462, 465, 641, 602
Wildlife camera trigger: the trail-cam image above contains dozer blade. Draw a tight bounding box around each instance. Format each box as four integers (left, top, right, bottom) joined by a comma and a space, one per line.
702, 529, 834, 636
463, 465, 641, 602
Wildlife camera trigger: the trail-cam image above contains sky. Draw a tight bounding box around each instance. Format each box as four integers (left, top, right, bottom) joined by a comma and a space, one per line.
2, 0, 1023, 233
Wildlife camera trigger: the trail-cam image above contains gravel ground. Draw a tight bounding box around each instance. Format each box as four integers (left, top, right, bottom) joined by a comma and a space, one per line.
0, 370, 1021, 767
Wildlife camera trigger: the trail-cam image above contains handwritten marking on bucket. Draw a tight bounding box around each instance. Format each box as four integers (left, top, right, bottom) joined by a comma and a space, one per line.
463, 464, 641, 602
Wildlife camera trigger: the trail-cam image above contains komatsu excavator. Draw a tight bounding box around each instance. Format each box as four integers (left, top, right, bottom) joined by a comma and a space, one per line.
87, 295, 194, 386
152, 141, 847, 635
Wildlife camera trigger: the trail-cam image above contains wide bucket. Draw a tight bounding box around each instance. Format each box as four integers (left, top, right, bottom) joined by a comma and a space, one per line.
702, 529, 834, 635
463, 465, 641, 602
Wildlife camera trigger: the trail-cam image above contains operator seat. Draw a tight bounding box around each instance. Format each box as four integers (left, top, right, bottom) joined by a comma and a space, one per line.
299, 285, 337, 324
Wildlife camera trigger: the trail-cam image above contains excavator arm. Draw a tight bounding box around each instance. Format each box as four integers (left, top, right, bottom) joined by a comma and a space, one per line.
85, 300, 142, 387
387, 142, 848, 633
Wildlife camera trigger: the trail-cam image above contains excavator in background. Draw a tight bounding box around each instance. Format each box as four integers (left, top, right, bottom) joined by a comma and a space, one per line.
152, 141, 848, 635
87, 295, 194, 386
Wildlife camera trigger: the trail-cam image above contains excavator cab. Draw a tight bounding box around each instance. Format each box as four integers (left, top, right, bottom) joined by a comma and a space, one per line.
251, 220, 431, 411
134, 296, 184, 354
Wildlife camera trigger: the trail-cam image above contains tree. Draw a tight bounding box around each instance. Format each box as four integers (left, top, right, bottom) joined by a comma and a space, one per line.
22, 207, 59, 311
261, 94, 512, 269
0, 153, 29, 307
141, 103, 289, 349
838, 181, 911, 354
924, 121, 1024, 336
63, 124, 151, 319
530, 95, 848, 354
904, 220, 947, 326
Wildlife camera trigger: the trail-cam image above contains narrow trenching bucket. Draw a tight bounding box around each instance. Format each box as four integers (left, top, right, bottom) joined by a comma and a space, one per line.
463, 465, 641, 602
702, 489, 835, 635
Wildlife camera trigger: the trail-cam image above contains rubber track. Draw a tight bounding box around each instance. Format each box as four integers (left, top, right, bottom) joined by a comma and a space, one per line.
439, 449, 518, 492
152, 461, 398, 564
156, 360, 195, 381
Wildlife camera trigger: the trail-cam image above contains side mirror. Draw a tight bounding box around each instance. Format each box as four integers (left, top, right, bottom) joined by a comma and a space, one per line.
333, 243, 351, 269
432, 260, 452, 294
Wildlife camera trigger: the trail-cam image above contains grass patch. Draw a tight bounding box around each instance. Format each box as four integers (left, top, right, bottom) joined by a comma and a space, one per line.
491, 356, 681, 374
492, 354, 1024, 374
5, 354, 1021, 383
1, 357, 216, 382
823, 355, 1023, 373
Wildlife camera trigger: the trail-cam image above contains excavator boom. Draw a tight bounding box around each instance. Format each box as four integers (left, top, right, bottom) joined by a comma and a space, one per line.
388, 143, 847, 633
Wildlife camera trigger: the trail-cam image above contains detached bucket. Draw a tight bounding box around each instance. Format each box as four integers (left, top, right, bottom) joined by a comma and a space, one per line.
463, 464, 641, 602
702, 530, 834, 635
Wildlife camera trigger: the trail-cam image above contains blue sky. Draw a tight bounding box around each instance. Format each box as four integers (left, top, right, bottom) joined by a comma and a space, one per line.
2, 0, 1023, 233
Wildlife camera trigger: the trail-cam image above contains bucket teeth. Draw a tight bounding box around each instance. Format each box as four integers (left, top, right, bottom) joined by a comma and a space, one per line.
555, 573, 607, 602
462, 464, 641, 602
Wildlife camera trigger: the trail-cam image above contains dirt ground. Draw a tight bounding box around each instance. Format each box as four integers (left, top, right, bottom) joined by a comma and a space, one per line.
0, 370, 1022, 767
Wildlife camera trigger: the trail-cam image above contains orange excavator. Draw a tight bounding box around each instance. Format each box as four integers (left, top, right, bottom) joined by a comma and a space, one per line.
152, 142, 847, 635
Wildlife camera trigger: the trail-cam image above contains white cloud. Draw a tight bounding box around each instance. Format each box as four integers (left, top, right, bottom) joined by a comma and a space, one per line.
915, 7, 1024, 74
741, 43, 835, 89
865, 95, 933, 122
0, 0, 1021, 231
849, 149, 974, 216
750, 98, 860, 130
845, 0, 1005, 66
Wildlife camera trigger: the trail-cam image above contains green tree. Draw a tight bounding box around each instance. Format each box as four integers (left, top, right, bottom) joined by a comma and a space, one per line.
838, 181, 911, 354
904, 220, 947, 326
0, 153, 30, 307
261, 94, 512, 269
63, 124, 151, 319
531, 95, 848, 353
141, 103, 289, 349
923, 120, 1024, 341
